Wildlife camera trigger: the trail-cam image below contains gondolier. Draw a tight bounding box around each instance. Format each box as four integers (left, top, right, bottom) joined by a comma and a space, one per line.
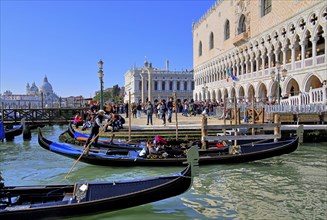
84, 110, 110, 149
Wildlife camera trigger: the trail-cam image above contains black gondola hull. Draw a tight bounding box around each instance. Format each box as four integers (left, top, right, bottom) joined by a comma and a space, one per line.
38, 128, 299, 166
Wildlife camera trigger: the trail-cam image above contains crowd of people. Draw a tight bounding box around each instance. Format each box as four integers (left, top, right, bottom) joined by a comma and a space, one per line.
73, 98, 228, 139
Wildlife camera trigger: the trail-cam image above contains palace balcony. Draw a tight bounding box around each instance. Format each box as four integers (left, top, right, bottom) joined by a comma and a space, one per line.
233, 32, 249, 46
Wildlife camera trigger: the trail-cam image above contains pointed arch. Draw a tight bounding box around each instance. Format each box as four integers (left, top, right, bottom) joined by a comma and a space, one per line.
304, 74, 322, 92
199, 41, 203, 57
224, 20, 230, 40
238, 14, 246, 34
209, 32, 214, 50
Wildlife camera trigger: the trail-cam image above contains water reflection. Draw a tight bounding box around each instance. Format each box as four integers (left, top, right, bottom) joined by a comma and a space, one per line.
0, 126, 326, 220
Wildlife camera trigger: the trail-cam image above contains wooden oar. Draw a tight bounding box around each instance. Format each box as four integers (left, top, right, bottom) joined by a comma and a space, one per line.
64, 132, 100, 179
109, 133, 115, 144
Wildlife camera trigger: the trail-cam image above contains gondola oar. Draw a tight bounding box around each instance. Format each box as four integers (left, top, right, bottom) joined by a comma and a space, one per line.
64, 132, 100, 179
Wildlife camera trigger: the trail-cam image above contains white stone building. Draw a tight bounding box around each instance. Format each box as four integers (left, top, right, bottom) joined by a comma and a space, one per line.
192, 0, 326, 111
124, 60, 194, 103
1, 76, 60, 108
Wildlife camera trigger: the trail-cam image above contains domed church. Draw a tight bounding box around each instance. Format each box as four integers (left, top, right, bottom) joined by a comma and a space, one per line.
26, 76, 59, 105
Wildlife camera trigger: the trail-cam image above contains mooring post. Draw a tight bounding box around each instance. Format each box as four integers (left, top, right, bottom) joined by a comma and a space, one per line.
261, 107, 265, 124
223, 97, 226, 136
174, 92, 179, 141
296, 124, 304, 144
233, 96, 238, 146
1, 102, 4, 122
274, 113, 281, 142
128, 91, 132, 141
252, 95, 255, 135
201, 114, 207, 150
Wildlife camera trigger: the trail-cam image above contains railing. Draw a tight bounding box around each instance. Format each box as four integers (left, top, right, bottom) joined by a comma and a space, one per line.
1, 107, 88, 125
317, 55, 325, 64
305, 58, 313, 67
295, 60, 302, 69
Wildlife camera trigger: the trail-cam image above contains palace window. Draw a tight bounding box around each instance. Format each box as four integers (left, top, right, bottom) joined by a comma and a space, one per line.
154, 81, 158, 90
209, 32, 214, 50
238, 14, 246, 34
261, 0, 272, 17
162, 81, 166, 91
169, 81, 173, 90
199, 41, 203, 56
139, 81, 142, 90
224, 20, 230, 40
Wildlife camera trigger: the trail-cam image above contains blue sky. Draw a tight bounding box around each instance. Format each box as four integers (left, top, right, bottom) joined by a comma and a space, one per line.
0, 0, 215, 98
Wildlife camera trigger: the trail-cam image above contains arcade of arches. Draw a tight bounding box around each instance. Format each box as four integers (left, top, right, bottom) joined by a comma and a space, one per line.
194, 5, 327, 106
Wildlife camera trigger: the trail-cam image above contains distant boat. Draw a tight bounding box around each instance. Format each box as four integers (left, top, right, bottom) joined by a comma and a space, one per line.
38, 128, 299, 166
4, 125, 23, 141
0, 147, 198, 220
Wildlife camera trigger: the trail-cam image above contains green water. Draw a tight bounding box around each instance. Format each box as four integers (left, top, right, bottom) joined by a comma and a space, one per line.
0, 126, 326, 220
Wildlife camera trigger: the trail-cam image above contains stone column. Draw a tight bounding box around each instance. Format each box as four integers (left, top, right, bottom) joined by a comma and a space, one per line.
250, 58, 253, 73
147, 70, 152, 102
140, 74, 145, 103
282, 48, 287, 67
301, 41, 305, 67
268, 52, 272, 69
311, 37, 317, 65
291, 44, 296, 69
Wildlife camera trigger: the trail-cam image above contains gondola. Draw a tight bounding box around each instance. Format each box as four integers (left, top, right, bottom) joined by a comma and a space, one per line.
0, 146, 198, 220
4, 125, 23, 140
38, 128, 299, 166
67, 123, 265, 150
67, 123, 144, 150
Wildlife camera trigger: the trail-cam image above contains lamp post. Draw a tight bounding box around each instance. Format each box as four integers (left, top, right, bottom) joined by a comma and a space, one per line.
98, 59, 104, 110
144, 60, 153, 102
270, 61, 287, 107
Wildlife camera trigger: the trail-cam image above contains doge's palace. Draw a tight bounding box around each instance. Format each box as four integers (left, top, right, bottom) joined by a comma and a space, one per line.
192, 0, 326, 110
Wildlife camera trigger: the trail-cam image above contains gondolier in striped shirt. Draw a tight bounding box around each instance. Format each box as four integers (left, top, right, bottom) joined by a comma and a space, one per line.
84, 110, 110, 149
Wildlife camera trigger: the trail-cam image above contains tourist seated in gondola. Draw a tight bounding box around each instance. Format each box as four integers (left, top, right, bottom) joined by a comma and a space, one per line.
138, 139, 168, 159
81, 112, 92, 131
103, 113, 125, 132
72, 112, 83, 128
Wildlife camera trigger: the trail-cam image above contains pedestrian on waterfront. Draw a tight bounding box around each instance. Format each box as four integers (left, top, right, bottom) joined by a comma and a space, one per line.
124, 101, 129, 118
157, 102, 162, 119
84, 110, 110, 149
136, 102, 142, 119
89, 101, 98, 121
167, 97, 173, 123
146, 101, 153, 125
132, 103, 137, 118
182, 99, 189, 117
160, 99, 167, 126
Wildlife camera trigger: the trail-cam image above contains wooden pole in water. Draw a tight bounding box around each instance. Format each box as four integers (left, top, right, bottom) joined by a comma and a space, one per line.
252, 94, 255, 135
174, 92, 179, 141
223, 97, 227, 136
274, 113, 280, 142
234, 96, 237, 146
128, 91, 132, 140
1, 102, 4, 122
201, 114, 207, 150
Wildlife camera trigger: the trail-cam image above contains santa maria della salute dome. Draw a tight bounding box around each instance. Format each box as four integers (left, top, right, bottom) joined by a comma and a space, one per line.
25, 75, 59, 106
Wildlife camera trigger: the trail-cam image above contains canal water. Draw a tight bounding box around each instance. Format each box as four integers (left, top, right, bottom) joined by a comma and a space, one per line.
0, 125, 326, 220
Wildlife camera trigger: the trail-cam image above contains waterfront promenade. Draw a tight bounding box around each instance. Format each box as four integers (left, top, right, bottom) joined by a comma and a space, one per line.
72, 112, 326, 143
